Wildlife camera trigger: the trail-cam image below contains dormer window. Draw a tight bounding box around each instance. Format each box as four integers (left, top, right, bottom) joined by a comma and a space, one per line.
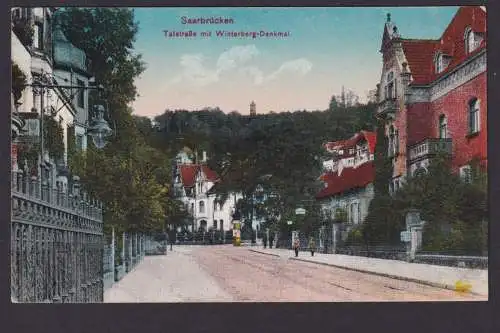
385, 71, 396, 100
465, 27, 478, 54
434, 52, 444, 73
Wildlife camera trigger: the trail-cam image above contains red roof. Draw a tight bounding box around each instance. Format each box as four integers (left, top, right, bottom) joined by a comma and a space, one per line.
402, 6, 486, 85
324, 131, 377, 154
179, 164, 218, 188
316, 161, 375, 199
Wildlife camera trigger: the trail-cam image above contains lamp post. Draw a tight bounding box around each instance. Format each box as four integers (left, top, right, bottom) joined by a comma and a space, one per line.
24, 71, 113, 187
287, 220, 293, 249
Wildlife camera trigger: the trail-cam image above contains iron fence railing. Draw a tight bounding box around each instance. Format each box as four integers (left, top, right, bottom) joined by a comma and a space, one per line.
102, 231, 146, 291
11, 170, 104, 303
413, 253, 488, 269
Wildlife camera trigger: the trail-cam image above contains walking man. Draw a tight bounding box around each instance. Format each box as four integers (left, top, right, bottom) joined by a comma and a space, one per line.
308, 236, 316, 256
293, 238, 300, 257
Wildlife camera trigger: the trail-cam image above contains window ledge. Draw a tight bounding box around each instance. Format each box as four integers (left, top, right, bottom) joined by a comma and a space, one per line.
466, 131, 480, 139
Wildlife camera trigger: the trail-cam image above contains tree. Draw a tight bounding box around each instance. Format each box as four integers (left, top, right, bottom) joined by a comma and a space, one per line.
60, 8, 175, 233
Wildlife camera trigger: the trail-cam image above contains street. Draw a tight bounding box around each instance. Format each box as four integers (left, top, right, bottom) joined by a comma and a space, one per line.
104, 245, 485, 302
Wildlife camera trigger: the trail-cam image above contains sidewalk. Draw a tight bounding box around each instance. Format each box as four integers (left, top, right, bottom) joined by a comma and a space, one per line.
104, 246, 234, 302
249, 248, 488, 296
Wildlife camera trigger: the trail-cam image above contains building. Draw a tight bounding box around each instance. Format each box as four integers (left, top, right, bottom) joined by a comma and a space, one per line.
316, 131, 377, 244
11, 7, 93, 193
172, 150, 242, 232
250, 101, 256, 116
376, 6, 487, 192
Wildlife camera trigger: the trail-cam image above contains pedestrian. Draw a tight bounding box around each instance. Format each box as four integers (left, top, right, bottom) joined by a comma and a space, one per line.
269, 233, 274, 249
308, 237, 316, 256
293, 238, 300, 257
263, 233, 268, 249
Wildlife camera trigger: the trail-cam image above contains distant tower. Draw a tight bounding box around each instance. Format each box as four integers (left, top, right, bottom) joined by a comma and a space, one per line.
250, 101, 256, 116
341, 86, 346, 108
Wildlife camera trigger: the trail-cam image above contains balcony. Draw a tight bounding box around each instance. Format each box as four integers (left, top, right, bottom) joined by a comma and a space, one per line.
408, 138, 452, 162
53, 27, 90, 75
377, 98, 398, 118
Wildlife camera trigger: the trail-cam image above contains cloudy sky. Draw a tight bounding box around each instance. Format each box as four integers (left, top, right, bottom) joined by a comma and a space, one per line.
131, 7, 458, 117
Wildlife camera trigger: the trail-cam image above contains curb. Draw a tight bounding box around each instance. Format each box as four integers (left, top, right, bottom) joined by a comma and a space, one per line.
248, 249, 282, 258
289, 257, 484, 296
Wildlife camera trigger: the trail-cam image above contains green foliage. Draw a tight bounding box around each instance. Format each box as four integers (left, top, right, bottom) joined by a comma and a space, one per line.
345, 227, 364, 246
366, 153, 489, 254
362, 195, 405, 245
362, 117, 399, 245
153, 101, 377, 233
43, 115, 65, 161
11, 62, 27, 103
373, 118, 392, 197
60, 8, 178, 233
334, 208, 348, 223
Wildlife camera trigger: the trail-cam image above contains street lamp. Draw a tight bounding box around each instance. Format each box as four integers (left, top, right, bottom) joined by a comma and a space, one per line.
88, 104, 113, 149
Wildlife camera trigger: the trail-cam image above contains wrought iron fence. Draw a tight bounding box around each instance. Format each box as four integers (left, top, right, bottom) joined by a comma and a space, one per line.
11, 170, 104, 303
413, 253, 488, 269
102, 230, 146, 291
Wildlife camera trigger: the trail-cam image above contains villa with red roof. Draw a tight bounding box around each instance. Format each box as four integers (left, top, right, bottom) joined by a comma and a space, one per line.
172, 149, 241, 233
316, 131, 377, 248
376, 6, 487, 192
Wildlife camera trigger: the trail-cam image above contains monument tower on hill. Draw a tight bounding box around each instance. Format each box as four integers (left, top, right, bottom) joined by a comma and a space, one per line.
250, 101, 256, 116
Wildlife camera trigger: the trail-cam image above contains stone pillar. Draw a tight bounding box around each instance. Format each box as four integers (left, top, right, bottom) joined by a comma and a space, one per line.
121, 232, 126, 268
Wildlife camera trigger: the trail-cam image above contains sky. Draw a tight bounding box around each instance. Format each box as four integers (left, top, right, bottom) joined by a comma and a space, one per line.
131, 6, 459, 117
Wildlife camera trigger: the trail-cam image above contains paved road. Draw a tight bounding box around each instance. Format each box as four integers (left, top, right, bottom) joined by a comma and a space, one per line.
105, 245, 485, 302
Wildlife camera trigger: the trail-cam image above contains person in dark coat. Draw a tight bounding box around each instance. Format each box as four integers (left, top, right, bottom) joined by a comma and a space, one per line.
263, 233, 268, 248
269, 233, 274, 249
293, 238, 300, 257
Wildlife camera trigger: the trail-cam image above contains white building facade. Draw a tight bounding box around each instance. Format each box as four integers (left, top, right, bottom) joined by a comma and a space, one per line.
11, 7, 93, 193
172, 150, 242, 233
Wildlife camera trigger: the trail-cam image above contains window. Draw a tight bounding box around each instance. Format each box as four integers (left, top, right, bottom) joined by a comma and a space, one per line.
76, 134, 83, 152
439, 114, 448, 138
356, 203, 361, 224
350, 204, 355, 223
59, 116, 63, 125
220, 220, 224, 231
468, 98, 480, 134
388, 126, 395, 156
199, 201, 205, 213
191, 202, 194, 213
465, 28, 477, 54
385, 71, 396, 100
460, 165, 472, 183
434, 53, 444, 73
395, 130, 399, 154
213, 220, 217, 229
77, 79, 85, 108
33, 22, 44, 49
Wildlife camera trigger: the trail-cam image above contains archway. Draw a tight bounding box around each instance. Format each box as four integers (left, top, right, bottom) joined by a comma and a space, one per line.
198, 220, 207, 232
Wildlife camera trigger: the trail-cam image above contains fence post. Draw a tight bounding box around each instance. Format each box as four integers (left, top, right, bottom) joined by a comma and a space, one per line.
128, 233, 133, 270
121, 232, 126, 271
134, 233, 138, 264
111, 227, 115, 281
